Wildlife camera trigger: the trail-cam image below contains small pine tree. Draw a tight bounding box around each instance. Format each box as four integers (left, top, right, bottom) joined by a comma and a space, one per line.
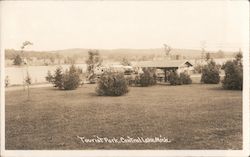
201, 60, 220, 84
46, 65, 81, 90
62, 65, 81, 90
13, 55, 22, 65
179, 72, 192, 84
222, 52, 243, 90
53, 67, 64, 89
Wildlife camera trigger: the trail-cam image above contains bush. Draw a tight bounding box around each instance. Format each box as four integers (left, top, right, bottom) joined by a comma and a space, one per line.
201, 60, 220, 84
179, 72, 192, 84
221, 52, 243, 90
137, 68, 157, 87
135, 75, 141, 85
169, 71, 182, 85
96, 71, 128, 96
62, 65, 81, 90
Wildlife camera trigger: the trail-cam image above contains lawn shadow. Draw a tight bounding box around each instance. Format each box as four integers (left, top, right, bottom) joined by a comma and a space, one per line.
128, 83, 170, 87
87, 91, 129, 98
45, 87, 62, 91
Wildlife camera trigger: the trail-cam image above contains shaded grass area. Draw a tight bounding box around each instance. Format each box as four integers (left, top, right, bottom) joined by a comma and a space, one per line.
5, 84, 242, 150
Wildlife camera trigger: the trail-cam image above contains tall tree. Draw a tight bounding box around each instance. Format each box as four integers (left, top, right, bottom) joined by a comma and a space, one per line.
85, 50, 102, 83
163, 44, 172, 58
205, 52, 211, 62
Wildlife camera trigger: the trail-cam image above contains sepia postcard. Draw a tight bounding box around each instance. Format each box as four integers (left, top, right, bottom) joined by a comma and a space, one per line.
0, 1, 249, 157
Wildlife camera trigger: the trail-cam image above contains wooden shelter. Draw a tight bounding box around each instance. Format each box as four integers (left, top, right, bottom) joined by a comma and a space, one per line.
134, 60, 194, 82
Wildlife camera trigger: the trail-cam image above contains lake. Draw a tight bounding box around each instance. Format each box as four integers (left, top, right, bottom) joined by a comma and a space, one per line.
5, 64, 87, 85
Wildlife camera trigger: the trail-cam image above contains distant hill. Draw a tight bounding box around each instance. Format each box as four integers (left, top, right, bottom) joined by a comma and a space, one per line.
5, 48, 237, 63
47, 48, 237, 58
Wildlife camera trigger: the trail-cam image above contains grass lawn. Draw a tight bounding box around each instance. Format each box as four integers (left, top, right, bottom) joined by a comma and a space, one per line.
5, 84, 242, 150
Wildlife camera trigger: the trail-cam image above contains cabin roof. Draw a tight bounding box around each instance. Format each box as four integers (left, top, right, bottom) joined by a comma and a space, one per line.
133, 60, 193, 68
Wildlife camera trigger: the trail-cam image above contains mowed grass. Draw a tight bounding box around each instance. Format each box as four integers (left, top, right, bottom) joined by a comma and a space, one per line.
5, 84, 242, 150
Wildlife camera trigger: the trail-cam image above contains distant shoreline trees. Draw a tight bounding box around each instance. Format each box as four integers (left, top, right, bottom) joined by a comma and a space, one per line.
120, 57, 131, 66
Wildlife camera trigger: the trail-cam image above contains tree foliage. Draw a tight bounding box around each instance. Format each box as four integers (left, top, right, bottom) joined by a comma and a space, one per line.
45, 70, 54, 83
205, 52, 211, 61
120, 57, 131, 66
194, 64, 203, 74
96, 71, 128, 96
53, 67, 64, 89
86, 50, 102, 83
169, 71, 182, 85
179, 72, 192, 84
137, 68, 157, 87
46, 65, 82, 90
13, 55, 22, 65
222, 52, 243, 90
169, 71, 192, 85
201, 60, 220, 84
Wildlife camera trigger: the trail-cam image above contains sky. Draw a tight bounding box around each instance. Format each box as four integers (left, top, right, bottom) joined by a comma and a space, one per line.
0, 1, 249, 52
